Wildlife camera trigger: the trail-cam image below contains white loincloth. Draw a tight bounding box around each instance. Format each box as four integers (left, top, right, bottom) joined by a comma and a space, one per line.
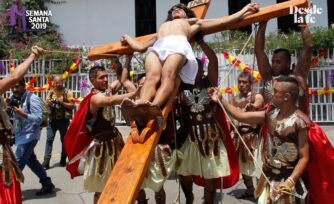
148, 35, 198, 85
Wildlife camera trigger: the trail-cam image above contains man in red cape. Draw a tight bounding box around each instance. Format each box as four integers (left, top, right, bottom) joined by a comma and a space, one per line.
256, 18, 334, 203
210, 76, 312, 203
64, 65, 138, 204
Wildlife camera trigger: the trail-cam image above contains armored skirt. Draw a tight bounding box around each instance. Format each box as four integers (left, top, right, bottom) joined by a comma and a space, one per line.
82, 103, 124, 193
141, 145, 182, 192
176, 78, 230, 179
82, 134, 124, 193
177, 137, 230, 179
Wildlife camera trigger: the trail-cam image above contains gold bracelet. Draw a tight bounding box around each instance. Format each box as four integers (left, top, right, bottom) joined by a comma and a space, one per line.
286, 177, 295, 186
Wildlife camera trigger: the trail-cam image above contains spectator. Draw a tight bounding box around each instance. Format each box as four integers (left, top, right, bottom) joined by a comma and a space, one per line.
42, 75, 74, 169
11, 78, 55, 195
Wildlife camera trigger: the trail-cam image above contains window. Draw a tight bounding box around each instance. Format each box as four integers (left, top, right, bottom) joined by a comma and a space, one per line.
180, 0, 192, 5
135, 0, 156, 36
228, 0, 251, 33
328, 0, 334, 27
277, 0, 300, 33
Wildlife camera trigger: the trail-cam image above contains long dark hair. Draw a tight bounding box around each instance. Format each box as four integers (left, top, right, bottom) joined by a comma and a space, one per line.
166, 3, 196, 21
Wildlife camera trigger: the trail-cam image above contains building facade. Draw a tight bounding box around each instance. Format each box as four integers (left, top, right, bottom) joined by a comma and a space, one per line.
45, 0, 332, 46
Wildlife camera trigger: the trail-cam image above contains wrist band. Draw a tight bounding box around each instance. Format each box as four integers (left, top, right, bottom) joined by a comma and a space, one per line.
287, 177, 295, 186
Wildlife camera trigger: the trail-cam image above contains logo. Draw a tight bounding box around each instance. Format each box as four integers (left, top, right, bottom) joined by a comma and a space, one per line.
289, 3, 322, 24
26, 10, 52, 30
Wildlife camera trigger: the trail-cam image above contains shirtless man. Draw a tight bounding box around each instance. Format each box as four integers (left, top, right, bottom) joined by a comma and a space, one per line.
121, 3, 259, 112
230, 72, 264, 198
109, 54, 136, 93
255, 20, 312, 112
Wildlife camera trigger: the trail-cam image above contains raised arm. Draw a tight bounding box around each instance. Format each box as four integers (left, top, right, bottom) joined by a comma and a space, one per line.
120, 54, 136, 92
120, 34, 157, 52
0, 46, 43, 94
109, 80, 122, 94
294, 26, 313, 82
255, 21, 272, 80
208, 87, 265, 124
197, 37, 218, 86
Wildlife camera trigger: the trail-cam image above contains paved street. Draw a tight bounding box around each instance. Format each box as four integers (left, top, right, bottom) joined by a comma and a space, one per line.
18, 125, 334, 204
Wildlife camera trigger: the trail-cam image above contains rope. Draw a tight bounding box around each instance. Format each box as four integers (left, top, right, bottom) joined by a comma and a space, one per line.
219, 27, 256, 87
250, 24, 259, 103
43, 49, 86, 55
216, 98, 297, 197
170, 105, 181, 204
43, 49, 120, 57
132, 54, 144, 68
215, 23, 296, 197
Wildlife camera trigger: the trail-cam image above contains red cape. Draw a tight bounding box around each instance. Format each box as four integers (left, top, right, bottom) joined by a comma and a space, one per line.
193, 108, 240, 189
0, 171, 21, 204
64, 92, 93, 178
306, 122, 334, 203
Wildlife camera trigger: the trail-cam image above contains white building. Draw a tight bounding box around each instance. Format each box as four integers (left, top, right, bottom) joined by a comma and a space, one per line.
45, 0, 333, 46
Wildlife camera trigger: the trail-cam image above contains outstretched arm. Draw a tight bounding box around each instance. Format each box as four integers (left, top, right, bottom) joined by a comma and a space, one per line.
294, 26, 312, 82
91, 86, 141, 110
120, 34, 157, 52
0, 46, 43, 94
208, 87, 265, 124
197, 38, 218, 86
196, 3, 259, 33
255, 21, 271, 80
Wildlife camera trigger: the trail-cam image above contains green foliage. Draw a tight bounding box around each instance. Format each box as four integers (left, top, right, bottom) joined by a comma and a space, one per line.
311, 27, 334, 49
0, 0, 75, 62
205, 27, 334, 53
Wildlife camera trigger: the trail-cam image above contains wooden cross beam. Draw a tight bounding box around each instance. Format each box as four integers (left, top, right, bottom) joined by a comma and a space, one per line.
88, 0, 307, 60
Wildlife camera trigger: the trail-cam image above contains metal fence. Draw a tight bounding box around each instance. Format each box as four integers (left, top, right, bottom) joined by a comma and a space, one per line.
1, 49, 334, 123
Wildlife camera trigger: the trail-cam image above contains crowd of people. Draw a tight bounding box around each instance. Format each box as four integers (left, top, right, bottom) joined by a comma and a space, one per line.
1, 2, 334, 204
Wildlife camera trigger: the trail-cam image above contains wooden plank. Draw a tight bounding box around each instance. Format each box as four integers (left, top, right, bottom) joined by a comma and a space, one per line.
98, 79, 181, 204
88, 34, 156, 59
88, 0, 307, 61
187, 0, 210, 19
202, 0, 308, 35
88, 0, 211, 60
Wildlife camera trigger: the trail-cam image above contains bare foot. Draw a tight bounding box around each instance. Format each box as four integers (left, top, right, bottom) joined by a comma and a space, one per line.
135, 99, 151, 106
121, 98, 136, 107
